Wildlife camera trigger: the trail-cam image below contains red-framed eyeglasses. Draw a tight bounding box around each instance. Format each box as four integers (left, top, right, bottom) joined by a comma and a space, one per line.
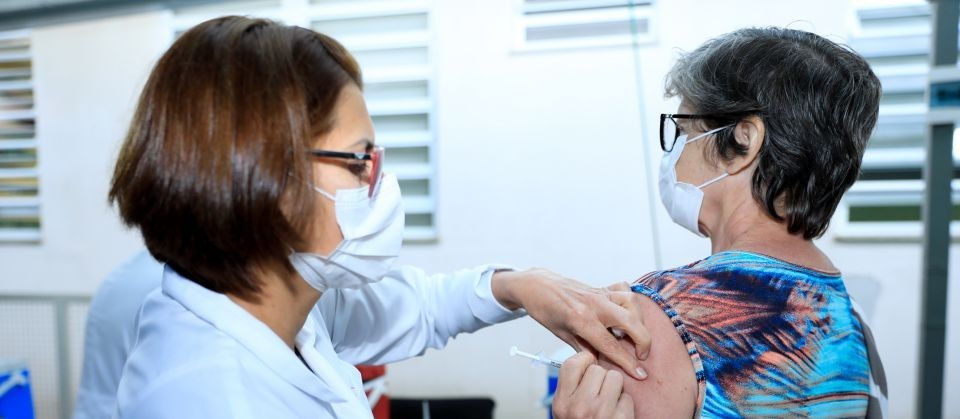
309, 145, 384, 198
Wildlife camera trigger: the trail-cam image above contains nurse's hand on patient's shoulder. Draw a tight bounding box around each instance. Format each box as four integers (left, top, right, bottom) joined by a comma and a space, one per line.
491, 268, 651, 380
553, 352, 635, 419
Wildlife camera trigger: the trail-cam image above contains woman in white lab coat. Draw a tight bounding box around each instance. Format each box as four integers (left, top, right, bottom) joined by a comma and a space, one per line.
106, 16, 647, 418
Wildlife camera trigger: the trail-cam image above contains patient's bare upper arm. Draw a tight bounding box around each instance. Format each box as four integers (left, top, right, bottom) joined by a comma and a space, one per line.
597, 292, 698, 419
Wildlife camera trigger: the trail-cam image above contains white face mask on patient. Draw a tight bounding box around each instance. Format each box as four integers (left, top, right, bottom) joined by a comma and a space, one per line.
290, 173, 405, 292
658, 126, 731, 238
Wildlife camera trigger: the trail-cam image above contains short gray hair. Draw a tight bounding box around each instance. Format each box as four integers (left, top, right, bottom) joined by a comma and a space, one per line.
665, 27, 882, 239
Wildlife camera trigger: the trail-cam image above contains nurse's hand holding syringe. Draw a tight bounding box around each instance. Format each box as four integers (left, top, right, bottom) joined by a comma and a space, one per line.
491, 269, 651, 380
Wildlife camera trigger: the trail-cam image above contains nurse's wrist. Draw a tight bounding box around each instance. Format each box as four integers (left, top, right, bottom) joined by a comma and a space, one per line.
491, 269, 528, 311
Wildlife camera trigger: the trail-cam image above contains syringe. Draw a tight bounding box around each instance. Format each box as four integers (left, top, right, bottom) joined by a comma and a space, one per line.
509, 346, 563, 369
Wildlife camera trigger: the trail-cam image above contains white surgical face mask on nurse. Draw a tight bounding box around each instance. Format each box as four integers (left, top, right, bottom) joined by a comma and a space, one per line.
290, 144, 405, 293
658, 115, 734, 237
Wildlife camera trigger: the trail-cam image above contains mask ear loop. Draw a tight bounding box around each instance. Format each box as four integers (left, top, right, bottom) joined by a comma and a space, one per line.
688, 124, 735, 189
290, 171, 338, 201
684, 123, 734, 145
312, 185, 337, 201
697, 173, 728, 189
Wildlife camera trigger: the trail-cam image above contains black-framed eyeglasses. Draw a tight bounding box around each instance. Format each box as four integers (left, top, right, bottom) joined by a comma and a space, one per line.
309, 145, 384, 198
659, 113, 752, 152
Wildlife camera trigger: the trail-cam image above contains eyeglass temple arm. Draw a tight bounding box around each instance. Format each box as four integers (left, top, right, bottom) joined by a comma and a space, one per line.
309, 150, 372, 160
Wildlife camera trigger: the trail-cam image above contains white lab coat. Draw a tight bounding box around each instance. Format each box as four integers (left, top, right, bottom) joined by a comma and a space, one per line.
113, 264, 524, 419
74, 251, 164, 419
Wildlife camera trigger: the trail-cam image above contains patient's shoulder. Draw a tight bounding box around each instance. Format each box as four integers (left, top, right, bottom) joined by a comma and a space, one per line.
598, 288, 702, 419
633, 264, 707, 300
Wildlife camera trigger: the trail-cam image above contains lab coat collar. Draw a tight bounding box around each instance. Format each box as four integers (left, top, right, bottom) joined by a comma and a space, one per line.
295, 313, 365, 401
161, 266, 347, 404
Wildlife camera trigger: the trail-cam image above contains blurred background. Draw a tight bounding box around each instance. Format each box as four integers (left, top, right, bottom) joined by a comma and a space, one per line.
0, 0, 957, 418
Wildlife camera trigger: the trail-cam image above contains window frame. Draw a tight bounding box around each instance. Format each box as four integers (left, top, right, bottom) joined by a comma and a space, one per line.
172, 0, 440, 242
513, 0, 658, 52
0, 28, 39, 243
835, 1, 960, 241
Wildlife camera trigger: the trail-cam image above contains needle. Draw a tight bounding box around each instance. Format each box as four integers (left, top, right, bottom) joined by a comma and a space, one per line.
509, 346, 563, 369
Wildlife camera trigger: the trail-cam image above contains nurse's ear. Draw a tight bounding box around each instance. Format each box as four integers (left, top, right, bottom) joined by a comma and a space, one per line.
723, 116, 765, 176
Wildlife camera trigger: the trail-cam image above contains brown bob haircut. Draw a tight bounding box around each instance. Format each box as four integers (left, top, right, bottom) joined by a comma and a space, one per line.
109, 16, 362, 299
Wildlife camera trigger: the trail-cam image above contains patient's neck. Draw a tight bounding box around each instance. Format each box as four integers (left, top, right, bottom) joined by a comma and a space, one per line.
704, 193, 838, 274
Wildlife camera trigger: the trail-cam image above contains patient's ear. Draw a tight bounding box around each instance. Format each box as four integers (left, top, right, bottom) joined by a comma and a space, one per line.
724, 115, 764, 176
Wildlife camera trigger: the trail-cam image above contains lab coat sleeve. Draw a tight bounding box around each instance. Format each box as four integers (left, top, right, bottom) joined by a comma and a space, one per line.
318, 264, 527, 365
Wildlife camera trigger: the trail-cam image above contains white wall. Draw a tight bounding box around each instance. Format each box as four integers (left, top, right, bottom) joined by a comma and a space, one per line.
392, 1, 656, 416
0, 11, 171, 419
0, 2, 957, 419
393, 1, 960, 419
0, 11, 170, 295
